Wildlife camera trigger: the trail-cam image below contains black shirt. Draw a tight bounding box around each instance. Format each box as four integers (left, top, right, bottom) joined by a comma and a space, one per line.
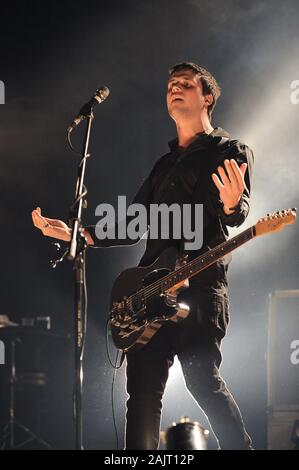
88, 127, 254, 285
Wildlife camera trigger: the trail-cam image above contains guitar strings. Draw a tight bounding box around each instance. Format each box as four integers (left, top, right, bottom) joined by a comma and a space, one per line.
129, 227, 253, 307
125, 227, 254, 309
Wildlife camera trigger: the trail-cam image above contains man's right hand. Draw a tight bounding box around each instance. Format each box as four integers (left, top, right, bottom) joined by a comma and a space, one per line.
32, 207, 95, 245
32, 207, 72, 242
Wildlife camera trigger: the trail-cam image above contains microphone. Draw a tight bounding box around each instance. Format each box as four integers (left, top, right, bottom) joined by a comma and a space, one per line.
67, 85, 110, 133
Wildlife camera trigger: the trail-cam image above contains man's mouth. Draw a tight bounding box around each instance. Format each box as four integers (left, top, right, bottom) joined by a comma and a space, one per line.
172, 96, 184, 103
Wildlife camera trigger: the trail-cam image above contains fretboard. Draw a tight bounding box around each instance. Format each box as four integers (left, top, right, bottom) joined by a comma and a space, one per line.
155, 226, 255, 295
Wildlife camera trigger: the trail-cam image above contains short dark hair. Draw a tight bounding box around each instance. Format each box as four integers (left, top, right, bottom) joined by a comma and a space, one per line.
168, 62, 221, 120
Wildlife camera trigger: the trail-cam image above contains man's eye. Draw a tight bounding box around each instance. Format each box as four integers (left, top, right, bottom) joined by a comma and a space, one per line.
167, 81, 192, 91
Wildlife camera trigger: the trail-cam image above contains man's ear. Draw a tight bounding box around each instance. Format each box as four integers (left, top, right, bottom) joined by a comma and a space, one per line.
204, 93, 213, 107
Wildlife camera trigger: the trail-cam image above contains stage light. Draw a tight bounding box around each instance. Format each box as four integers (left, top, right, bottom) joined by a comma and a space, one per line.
161, 416, 209, 450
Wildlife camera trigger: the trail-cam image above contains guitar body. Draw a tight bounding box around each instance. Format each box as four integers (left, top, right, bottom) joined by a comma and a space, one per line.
109, 248, 190, 352
108, 209, 296, 352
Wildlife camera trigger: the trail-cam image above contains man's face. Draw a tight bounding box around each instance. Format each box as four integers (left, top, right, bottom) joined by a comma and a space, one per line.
166, 69, 211, 121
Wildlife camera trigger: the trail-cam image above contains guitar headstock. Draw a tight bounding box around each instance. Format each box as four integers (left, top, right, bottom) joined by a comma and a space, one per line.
255, 208, 297, 237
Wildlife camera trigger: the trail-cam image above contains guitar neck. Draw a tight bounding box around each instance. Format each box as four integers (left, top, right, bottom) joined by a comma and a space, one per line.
125, 208, 295, 306
161, 226, 256, 292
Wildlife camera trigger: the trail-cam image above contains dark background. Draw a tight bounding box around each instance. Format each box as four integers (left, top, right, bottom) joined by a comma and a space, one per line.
0, 0, 298, 449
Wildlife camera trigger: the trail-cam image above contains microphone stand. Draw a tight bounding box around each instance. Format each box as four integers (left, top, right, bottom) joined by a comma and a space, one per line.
67, 108, 94, 450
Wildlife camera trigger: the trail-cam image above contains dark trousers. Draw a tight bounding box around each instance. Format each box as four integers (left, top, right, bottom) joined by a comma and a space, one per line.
125, 282, 252, 450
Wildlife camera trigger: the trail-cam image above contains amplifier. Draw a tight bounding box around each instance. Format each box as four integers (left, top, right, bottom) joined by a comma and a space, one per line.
267, 290, 299, 449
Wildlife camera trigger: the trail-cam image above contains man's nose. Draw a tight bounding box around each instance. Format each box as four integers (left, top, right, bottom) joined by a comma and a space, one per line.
172, 83, 182, 93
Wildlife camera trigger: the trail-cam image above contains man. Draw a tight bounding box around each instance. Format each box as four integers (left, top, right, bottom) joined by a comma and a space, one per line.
32, 62, 254, 449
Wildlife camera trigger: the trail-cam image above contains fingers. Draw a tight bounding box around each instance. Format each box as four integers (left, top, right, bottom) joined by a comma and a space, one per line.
217, 164, 231, 187
211, 158, 248, 210
32, 208, 69, 240
214, 159, 247, 192
224, 159, 238, 187
32, 209, 39, 226
211, 172, 224, 191
32, 207, 48, 230
214, 160, 238, 188
230, 159, 247, 190
32, 208, 51, 226
240, 162, 248, 176
32, 208, 71, 241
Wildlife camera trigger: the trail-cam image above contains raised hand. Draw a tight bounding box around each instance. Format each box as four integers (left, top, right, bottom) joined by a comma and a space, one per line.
211, 159, 247, 214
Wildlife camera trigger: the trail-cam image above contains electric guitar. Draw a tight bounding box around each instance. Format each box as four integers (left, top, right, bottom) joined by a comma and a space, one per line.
109, 209, 296, 352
